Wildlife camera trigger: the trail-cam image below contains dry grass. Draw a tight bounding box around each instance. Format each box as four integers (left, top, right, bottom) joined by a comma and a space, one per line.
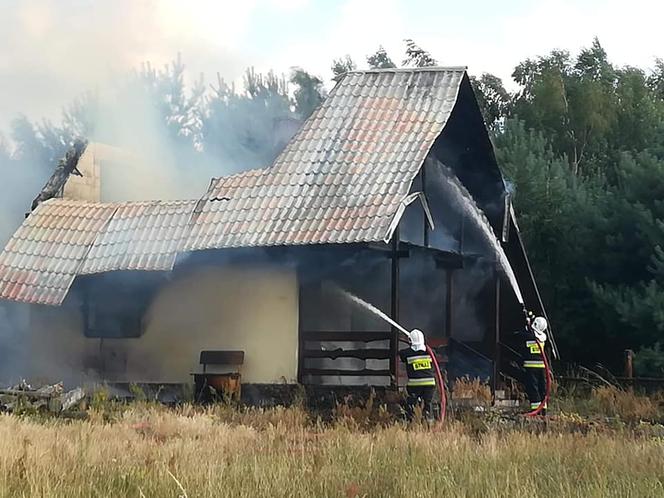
555, 385, 664, 424
451, 376, 493, 404
591, 386, 660, 422
0, 401, 663, 498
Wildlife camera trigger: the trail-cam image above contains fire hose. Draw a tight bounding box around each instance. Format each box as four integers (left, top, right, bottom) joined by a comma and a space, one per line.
426, 343, 447, 424
524, 339, 551, 417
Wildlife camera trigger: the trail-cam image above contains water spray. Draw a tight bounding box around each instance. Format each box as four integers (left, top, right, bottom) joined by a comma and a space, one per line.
341, 290, 446, 423
432, 162, 524, 305
343, 292, 410, 337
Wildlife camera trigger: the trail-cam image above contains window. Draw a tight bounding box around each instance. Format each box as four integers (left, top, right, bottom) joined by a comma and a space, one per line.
82, 275, 155, 339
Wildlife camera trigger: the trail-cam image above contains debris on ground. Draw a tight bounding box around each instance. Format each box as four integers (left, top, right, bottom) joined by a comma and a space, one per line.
0, 381, 86, 414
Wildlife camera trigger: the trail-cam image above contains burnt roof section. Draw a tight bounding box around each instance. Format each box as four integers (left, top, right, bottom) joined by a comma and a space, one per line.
31, 139, 88, 210
0, 67, 472, 305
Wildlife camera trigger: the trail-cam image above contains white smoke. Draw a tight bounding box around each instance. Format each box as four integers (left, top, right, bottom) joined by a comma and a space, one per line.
0, 0, 250, 126
0, 1, 305, 386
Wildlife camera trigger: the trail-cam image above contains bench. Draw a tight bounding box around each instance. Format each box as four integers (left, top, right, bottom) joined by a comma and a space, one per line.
192, 350, 244, 403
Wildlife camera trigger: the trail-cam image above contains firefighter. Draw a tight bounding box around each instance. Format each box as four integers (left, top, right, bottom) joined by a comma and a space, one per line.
520, 313, 549, 415
399, 329, 436, 420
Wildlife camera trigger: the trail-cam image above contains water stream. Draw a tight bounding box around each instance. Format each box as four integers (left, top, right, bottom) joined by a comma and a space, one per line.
433, 163, 524, 305
338, 163, 524, 332
341, 290, 411, 337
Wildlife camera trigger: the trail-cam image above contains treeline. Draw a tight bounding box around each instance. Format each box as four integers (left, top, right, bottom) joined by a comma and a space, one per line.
1, 39, 663, 375
487, 40, 664, 376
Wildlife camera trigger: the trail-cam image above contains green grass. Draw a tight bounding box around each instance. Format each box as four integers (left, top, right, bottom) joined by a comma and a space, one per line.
0, 400, 663, 497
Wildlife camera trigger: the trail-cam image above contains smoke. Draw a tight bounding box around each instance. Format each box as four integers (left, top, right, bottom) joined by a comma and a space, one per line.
0, 2, 307, 387
0, 302, 30, 385
0, 1, 303, 243
0, 1, 249, 126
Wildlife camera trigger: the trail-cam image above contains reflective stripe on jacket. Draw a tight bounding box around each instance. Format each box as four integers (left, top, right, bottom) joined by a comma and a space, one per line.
406, 355, 433, 371
407, 377, 436, 387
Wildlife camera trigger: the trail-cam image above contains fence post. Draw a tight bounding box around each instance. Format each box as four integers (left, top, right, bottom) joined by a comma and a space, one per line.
624, 349, 634, 379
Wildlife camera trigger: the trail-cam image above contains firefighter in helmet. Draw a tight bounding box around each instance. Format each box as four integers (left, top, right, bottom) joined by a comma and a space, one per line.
519, 312, 549, 415
399, 329, 436, 420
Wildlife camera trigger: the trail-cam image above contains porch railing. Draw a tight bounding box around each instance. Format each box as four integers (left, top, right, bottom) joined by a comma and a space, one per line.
298, 330, 393, 383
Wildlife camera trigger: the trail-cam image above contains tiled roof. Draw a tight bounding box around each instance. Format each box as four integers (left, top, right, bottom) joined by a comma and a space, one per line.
0, 199, 196, 305
186, 67, 466, 251
0, 200, 117, 305
0, 67, 469, 305
80, 200, 197, 274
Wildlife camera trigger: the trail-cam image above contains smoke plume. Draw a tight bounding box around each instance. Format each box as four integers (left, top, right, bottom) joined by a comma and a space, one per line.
0, 2, 307, 386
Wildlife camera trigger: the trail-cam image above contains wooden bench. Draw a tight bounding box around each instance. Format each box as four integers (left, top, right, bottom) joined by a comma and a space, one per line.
192, 350, 244, 403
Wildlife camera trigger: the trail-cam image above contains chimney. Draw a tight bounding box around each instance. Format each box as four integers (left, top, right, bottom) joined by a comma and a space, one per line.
62, 143, 101, 202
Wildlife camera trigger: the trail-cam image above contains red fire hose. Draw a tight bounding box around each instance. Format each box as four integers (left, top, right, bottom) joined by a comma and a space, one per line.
426, 344, 447, 424
525, 340, 551, 417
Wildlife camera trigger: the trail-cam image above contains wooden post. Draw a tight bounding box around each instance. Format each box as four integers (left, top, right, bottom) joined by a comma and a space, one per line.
390, 229, 400, 388
422, 167, 429, 247
296, 275, 305, 384
491, 269, 501, 396
445, 269, 453, 338
624, 349, 634, 379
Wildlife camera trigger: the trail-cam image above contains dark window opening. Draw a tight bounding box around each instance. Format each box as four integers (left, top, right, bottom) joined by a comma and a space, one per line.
81, 273, 158, 339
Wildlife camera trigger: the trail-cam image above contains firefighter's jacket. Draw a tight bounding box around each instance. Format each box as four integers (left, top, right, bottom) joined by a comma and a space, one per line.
517, 328, 545, 369
399, 347, 436, 387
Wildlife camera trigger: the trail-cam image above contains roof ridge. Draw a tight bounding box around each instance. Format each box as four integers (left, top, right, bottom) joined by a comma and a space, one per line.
210, 167, 268, 183
346, 66, 468, 75
41, 198, 198, 209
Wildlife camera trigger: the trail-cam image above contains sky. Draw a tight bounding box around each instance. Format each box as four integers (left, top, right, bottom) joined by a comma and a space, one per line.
0, 0, 663, 129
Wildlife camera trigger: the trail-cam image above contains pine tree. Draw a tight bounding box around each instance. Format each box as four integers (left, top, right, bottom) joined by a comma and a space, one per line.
367, 46, 396, 69
402, 39, 437, 67
290, 68, 325, 119
331, 55, 356, 81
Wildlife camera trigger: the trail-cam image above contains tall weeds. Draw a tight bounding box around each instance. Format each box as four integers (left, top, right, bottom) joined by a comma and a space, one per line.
0, 402, 662, 497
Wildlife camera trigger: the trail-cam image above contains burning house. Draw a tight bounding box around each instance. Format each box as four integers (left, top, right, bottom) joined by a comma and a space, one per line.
0, 67, 551, 399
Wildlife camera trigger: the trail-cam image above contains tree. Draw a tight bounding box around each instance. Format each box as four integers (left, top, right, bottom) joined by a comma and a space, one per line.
647, 58, 664, 100
331, 55, 356, 81
511, 39, 623, 177
634, 342, 664, 377
470, 73, 510, 130
202, 68, 293, 171
129, 54, 206, 152
290, 68, 325, 119
588, 152, 664, 360
367, 46, 396, 69
402, 39, 437, 67
10, 115, 73, 171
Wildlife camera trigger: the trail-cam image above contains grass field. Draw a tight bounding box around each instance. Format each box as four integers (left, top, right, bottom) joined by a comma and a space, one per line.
0, 390, 663, 497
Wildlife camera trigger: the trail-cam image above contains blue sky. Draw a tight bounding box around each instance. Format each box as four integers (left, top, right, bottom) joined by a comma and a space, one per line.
1, 0, 662, 128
